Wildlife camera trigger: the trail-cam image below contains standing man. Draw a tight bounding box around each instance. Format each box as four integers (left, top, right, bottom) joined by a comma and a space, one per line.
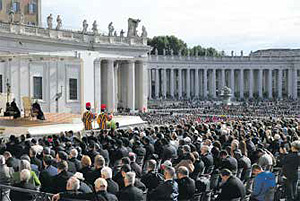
82, 102, 93, 130
251, 164, 276, 201
97, 104, 108, 130
216, 169, 245, 201
281, 140, 300, 201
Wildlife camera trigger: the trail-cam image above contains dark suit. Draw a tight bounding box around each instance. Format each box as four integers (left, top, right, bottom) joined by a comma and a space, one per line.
118, 185, 144, 201
141, 171, 164, 192
201, 153, 214, 174
50, 170, 73, 193
216, 176, 245, 201
177, 177, 195, 201
39, 165, 58, 192
149, 179, 179, 201
107, 178, 119, 195
221, 156, 238, 175
69, 157, 82, 171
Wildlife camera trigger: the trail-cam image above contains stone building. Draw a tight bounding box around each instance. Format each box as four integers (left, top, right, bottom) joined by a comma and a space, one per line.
148, 51, 300, 101
0, 0, 41, 26
0, 19, 149, 114
0, 15, 299, 115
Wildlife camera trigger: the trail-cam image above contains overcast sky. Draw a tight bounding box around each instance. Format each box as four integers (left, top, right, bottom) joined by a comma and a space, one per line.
42, 0, 300, 55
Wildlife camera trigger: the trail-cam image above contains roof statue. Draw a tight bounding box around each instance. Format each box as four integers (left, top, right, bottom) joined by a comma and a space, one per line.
82, 20, 88, 34
19, 12, 25, 25
163, 49, 166, 56
127, 18, 140, 37
141, 25, 147, 38
9, 8, 15, 24
92, 20, 98, 34
170, 49, 174, 56
120, 29, 125, 37
56, 15, 62, 30
155, 48, 158, 56
108, 22, 114, 36
114, 31, 117, 37
47, 14, 53, 29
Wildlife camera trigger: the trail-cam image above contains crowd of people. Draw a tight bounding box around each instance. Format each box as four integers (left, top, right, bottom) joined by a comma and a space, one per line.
0, 113, 299, 201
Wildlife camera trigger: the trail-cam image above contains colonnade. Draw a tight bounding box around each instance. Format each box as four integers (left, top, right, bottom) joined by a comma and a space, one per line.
93, 59, 147, 112
148, 67, 299, 100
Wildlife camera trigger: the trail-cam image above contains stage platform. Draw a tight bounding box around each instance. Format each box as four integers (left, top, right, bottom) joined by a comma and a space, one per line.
0, 113, 147, 138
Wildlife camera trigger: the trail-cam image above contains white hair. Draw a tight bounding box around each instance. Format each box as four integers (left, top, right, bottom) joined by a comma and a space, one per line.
101, 166, 112, 179
70, 148, 78, 158
0, 155, 5, 165
125, 172, 136, 185
20, 169, 31, 182
67, 177, 80, 191
94, 178, 108, 190
20, 160, 31, 171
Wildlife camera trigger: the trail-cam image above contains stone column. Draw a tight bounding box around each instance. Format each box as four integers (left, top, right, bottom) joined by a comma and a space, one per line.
268, 69, 272, 99
127, 61, 135, 111
135, 61, 148, 111
148, 69, 152, 99
195, 69, 199, 97
203, 69, 208, 98
293, 69, 298, 99
170, 69, 175, 98
114, 63, 119, 110
94, 59, 101, 113
186, 68, 191, 99
239, 69, 244, 99
277, 69, 283, 99
212, 68, 216, 98
288, 68, 293, 98
178, 69, 182, 99
106, 60, 116, 112
221, 69, 225, 88
155, 68, 159, 98
249, 69, 254, 99
258, 69, 263, 98
163, 69, 167, 98
230, 69, 235, 97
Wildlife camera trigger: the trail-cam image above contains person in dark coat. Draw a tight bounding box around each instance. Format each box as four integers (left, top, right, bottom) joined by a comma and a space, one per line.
32, 100, 45, 120
101, 166, 119, 195
149, 165, 179, 201
234, 149, 251, 182
281, 140, 300, 201
176, 166, 195, 201
69, 148, 82, 172
141, 159, 164, 192
87, 155, 105, 185
129, 152, 142, 178
39, 155, 57, 192
10, 169, 38, 201
220, 150, 238, 175
29, 148, 42, 171
56, 151, 76, 174
200, 145, 214, 174
118, 172, 144, 201
10, 98, 21, 119
50, 161, 73, 193
216, 169, 246, 201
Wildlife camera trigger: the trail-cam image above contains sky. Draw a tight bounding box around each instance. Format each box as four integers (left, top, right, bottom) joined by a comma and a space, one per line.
42, 0, 300, 55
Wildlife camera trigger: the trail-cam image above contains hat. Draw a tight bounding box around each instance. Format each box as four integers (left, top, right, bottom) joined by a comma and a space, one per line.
86, 102, 91, 109
274, 134, 281, 140
43, 147, 51, 155
161, 160, 172, 169
73, 172, 85, 181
